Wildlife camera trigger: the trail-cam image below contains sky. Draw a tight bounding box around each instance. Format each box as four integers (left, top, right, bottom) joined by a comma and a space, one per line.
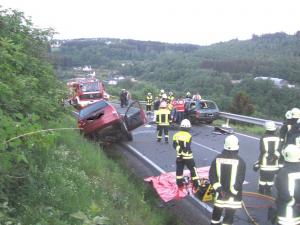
1, 0, 300, 45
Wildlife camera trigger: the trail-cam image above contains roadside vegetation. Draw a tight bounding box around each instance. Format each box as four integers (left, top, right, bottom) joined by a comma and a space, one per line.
0, 7, 183, 224
51, 32, 300, 120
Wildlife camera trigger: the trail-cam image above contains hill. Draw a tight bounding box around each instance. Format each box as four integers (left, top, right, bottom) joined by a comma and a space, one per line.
52, 33, 300, 119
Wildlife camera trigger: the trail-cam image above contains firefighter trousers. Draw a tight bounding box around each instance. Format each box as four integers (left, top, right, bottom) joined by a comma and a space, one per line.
211, 206, 235, 225
157, 125, 169, 142
259, 170, 277, 195
176, 158, 198, 187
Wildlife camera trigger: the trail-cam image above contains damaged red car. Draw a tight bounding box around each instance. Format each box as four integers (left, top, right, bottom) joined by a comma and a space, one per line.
78, 100, 146, 142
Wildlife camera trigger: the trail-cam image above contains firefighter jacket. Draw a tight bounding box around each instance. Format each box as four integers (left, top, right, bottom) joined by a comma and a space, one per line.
167, 95, 174, 103
280, 119, 294, 145
172, 131, 193, 160
275, 162, 300, 225
258, 132, 281, 172
286, 123, 300, 148
146, 95, 153, 106
156, 108, 171, 126
209, 150, 246, 209
176, 100, 185, 113
153, 99, 160, 111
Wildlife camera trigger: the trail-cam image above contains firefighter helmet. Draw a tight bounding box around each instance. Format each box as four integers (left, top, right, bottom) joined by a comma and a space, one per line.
282, 144, 300, 162
224, 135, 239, 151
159, 101, 167, 108
285, 110, 292, 120
162, 93, 167, 99
291, 108, 300, 119
148, 92, 151, 95
180, 119, 191, 128
264, 121, 276, 131
169, 91, 173, 96
160, 89, 165, 93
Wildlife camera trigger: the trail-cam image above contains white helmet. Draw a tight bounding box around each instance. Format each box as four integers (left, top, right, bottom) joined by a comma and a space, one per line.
285, 110, 292, 120
180, 119, 191, 128
264, 121, 276, 131
186, 92, 191, 96
169, 91, 173, 96
291, 108, 300, 119
282, 144, 300, 162
162, 93, 167, 99
148, 92, 151, 95
160, 89, 165, 93
224, 135, 239, 151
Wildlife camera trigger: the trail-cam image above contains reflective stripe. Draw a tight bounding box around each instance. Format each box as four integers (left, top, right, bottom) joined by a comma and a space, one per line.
213, 182, 221, 190
286, 173, 300, 219
216, 158, 239, 195
215, 197, 242, 209
259, 180, 267, 185
176, 175, 183, 179
262, 136, 280, 168
211, 219, 222, 224
278, 216, 300, 225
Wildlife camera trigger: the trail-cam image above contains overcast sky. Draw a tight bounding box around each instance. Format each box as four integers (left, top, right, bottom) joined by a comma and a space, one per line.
1, 0, 300, 45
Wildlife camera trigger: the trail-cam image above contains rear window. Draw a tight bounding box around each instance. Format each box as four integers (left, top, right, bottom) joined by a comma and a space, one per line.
196, 101, 217, 109
79, 100, 108, 119
79, 93, 102, 100
81, 82, 101, 92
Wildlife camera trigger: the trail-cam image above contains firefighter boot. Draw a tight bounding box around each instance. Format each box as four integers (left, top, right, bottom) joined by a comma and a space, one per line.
265, 185, 272, 196
258, 185, 265, 195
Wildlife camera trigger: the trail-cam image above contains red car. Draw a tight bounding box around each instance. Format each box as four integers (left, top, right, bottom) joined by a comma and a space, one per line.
78, 100, 146, 142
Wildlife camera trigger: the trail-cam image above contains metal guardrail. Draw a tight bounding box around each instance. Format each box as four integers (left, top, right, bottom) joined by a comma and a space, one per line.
219, 112, 283, 127
111, 99, 284, 127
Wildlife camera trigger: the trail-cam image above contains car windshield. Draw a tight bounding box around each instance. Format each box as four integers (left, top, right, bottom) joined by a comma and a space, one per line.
79, 100, 108, 119
81, 81, 101, 92
79, 93, 102, 100
195, 101, 217, 109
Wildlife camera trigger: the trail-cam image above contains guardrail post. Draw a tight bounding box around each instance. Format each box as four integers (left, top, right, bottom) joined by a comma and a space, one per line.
222, 118, 231, 129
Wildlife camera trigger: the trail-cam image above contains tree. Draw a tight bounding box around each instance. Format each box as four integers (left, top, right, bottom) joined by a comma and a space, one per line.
229, 92, 255, 115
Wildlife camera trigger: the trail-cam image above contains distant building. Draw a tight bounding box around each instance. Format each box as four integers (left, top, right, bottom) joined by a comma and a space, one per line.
254, 77, 289, 88
82, 65, 92, 72
108, 80, 118, 85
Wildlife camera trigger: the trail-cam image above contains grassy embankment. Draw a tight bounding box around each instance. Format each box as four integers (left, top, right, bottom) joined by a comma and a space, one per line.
18, 116, 182, 225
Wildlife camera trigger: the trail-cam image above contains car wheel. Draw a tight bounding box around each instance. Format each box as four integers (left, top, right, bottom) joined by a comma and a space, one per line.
120, 121, 133, 141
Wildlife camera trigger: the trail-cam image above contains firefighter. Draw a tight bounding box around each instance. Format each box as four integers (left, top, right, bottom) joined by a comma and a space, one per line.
209, 135, 246, 225
186, 91, 192, 99
173, 119, 200, 189
279, 110, 293, 146
168, 91, 175, 103
153, 97, 160, 122
253, 121, 281, 195
120, 89, 127, 108
156, 101, 171, 143
158, 89, 165, 99
146, 92, 153, 115
285, 108, 300, 147
275, 144, 300, 225
161, 93, 168, 102
175, 97, 185, 124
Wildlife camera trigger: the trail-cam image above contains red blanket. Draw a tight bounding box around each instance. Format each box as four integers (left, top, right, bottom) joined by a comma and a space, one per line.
144, 166, 210, 202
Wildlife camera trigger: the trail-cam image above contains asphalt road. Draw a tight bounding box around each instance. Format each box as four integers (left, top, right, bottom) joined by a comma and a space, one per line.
125, 118, 275, 225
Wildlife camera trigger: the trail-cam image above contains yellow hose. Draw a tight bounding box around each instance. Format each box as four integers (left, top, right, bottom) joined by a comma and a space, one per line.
2, 127, 82, 145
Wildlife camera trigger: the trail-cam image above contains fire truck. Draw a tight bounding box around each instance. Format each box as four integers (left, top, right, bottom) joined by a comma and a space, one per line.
68, 77, 109, 109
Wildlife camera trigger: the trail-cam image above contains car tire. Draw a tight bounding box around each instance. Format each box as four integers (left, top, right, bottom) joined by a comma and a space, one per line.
120, 121, 133, 141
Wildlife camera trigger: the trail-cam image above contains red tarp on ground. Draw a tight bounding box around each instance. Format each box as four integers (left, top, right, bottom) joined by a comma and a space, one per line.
144, 166, 210, 202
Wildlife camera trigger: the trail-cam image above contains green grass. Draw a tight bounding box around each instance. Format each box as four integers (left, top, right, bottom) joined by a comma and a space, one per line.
213, 119, 265, 136
13, 116, 183, 225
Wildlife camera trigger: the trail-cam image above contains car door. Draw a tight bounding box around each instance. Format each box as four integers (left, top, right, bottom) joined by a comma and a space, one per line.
124, 101, 147, 131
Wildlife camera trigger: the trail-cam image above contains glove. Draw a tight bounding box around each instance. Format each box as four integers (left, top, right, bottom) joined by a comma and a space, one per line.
253, 162, 260, 172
